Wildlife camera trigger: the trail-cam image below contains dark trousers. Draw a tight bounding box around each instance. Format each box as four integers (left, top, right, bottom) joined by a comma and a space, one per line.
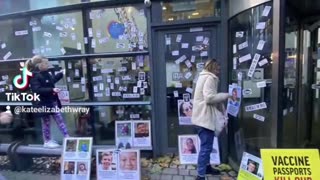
196, 126, 215, 177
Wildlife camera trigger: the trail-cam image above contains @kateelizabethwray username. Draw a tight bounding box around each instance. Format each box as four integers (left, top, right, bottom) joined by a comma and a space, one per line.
13, 106, 90, 114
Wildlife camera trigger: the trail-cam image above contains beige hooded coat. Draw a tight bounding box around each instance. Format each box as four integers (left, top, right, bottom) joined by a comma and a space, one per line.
191, 70, 229, 131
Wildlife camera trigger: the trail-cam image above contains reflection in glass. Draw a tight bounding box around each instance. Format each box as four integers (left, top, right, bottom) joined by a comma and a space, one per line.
161, 0, 220, 22
0, 105, 151, 145
282, 14, 298, 147
92, 105, 151, 145
89, 5, 147, 53
89, 56, 151, 102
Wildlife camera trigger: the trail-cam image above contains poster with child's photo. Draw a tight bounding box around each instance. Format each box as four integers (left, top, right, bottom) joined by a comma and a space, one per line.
115, 121, 133, 149
177, 99, 193, 125
61, 161, 75, 180
77, 138, 92, 159
118, 149, 141, 180
227, 84, 242, 117
96, 149, 118, 180
63, 139, 78, 158
237, 152, 264, 180
133, 121, 151, 147
178, 135, 199, 164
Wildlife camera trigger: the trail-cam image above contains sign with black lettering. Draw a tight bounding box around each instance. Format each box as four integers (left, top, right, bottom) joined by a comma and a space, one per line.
260, 149, 320, 180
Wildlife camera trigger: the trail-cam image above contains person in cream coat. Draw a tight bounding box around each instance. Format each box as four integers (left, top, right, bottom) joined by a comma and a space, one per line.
192, 59, 229, 180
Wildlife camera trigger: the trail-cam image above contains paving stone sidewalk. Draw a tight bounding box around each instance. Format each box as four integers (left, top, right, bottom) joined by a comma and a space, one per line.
0, 155, 238, 180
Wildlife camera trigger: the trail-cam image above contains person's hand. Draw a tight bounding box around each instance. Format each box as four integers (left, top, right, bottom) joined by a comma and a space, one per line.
53, 88, 61, 93
60, 69, 66, 75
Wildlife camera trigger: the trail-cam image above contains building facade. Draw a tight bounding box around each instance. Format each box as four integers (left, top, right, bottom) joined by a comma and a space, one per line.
0, 0, 318, 170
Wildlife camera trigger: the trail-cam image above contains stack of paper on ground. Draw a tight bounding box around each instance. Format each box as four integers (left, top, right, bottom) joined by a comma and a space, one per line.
61, 137, 93, 180
237, 152, 263, 180
96, 149, 141, 180
115, 120, 152, 149
178, 135, 220, 165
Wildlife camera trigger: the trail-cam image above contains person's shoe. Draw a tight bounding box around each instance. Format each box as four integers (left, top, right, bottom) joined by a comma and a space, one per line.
206, 165, 220, 175
44, 140, 60, 149
195, 176, 206, 180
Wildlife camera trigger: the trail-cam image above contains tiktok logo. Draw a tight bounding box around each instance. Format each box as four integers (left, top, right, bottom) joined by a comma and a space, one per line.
13, 66, 33, 90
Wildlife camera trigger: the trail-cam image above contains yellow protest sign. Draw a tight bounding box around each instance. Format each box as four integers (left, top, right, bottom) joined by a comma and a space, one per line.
261, 149, 320, 180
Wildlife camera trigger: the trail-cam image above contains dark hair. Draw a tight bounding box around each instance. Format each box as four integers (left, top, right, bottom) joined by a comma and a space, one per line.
186, 138, 197, 153
179, 101, 193, 117
137, 123, 146, 127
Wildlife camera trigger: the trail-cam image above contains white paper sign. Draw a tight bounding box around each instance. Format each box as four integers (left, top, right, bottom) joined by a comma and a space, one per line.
175, 55, 187, 64
239, 54, 252, 63
1, 43, 6, 49
196, 36, 204, 42
184, 72, 192, 79
172, 50, 179, 56
238, 152, 264, 180
257, 40, 265, 50
61, 48, 66, 55
203, 37, 209, 45
247, 53, 261, 77
3, 51, 12, 60
262, 6, 272, 16
253, 114, 265, 122
185, 60, 192, 68
179, 135, 220, 165
245, 102, 267, 112
88, 28, 93, 37
176, 34, 182, 42
256, 22, 266, 30
236, 31, 244, 38
62, 137, 93, 180
182, 43, 189, 49
191, 55, 196, 63
15, 30, 28, 36
200, 51, 208, 57
58, 90, 70, 104
174, 91, 179, 97
91, 39, 96, 48
238, 41, 248, 50
233, 57, 237, 70
257, 81, 266, 88
32, 26, 41, 32
165, 37, 171, 45
186, 87, 193, 94
77, 42, 81, 50
233, 44, 237, 54
258, 58, 268, 67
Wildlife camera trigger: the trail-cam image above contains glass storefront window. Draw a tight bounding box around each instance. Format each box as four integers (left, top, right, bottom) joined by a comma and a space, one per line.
0, 11, 84, 60
0, 18, 33, 59
88, 5, 148, 53
89, 56, 151, 102
0, 0, 82, 15
161, 0, 220, 22
229, 2, 273, 160
31, 11, 85, 56
93, 105, 151, 145
0, 59, 89, 102
0, 105, 151, 145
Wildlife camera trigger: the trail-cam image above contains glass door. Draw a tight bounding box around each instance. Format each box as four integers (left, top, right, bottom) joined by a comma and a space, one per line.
153, 26, 217, 152
310, 28, 320, 148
